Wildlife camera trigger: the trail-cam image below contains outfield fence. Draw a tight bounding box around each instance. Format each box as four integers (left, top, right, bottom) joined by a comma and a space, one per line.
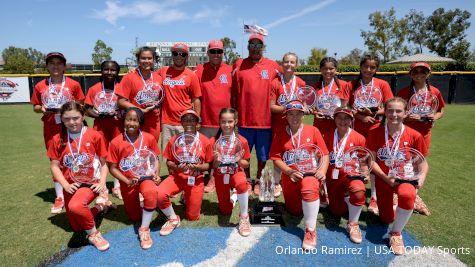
1, 72, 474, 104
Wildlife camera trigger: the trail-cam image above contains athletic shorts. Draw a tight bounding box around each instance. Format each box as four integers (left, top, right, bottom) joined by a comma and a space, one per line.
238, 127, 272, 161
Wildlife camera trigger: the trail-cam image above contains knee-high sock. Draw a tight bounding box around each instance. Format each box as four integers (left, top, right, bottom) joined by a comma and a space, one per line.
391, 207, 413, 233
160, 206, 177, 220
237, 192, 249, 217
113, 178, 120, 188
345, 196, 363, 223
85, 226, 97, 235
54, 182, 64, 199
141, 210, 154, 228
302, 199, 320, 230
370, 174, 377, 199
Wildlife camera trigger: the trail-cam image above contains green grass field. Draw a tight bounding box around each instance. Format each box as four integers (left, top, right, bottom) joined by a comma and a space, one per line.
0, 104, 474, 266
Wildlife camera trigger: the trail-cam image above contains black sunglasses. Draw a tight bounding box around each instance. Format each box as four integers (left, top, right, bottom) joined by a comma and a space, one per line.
209, 49, 224, 54
172, 51, 188, 57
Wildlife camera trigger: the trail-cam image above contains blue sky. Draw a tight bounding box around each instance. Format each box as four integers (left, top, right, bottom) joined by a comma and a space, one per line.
2, 0, 474, 64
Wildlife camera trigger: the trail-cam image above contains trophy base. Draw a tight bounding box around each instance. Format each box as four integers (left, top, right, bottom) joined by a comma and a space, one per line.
395, 178, 418, 186
251, 201, 284, 226
369, 107, 378, 113
139, 176, 154, 183
46, 108, 60, 112
303, 172, 315, 177
348, 175, 365, 181
98, 113, 114, 118
79, 183, 93, 188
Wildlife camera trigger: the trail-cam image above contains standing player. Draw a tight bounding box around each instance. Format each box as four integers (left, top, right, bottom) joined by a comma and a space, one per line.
270, 52, 306, 197
194, 39, 233, 193
108, 107, 161, 249
347, 55, 393, 215
48, 101, 111, 251
209, 108, 252, 236
31, 52, 85, 214
396, 62, 445, 216
366, 97, 429, 255
232, 33, 280, 195
85, 60, 123, 199
117, 47, 163, 142
158, 43, 202, 151
270, 100, 329, 250
157, 110, 212, 236
312, 57, 349, 136
323, 107, 367, 244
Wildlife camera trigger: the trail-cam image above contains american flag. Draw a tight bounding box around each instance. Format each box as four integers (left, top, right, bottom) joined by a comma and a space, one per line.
243, 24, 268, 36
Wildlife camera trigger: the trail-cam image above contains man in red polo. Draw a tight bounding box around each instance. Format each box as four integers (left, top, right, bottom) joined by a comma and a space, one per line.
194, 39, 233, 193
232, 34, 280, 195
158, 43, 202, 151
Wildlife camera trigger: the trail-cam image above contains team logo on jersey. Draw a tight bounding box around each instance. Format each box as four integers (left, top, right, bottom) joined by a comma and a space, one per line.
261, 70, 269, 79
219, 74, 228, 84
0, 78, 18, 100
163, 78, 185, 88
63, 153, 92, 169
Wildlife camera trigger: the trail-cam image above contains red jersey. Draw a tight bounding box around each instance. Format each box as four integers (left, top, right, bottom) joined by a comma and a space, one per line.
208, 134, 251, 174
107, 131, 160, 179
323, 128, 366, 178
116, 71, 163, 119
47, 127, 107, 184
163, 133, 212, 178
194, 62, 233, 128
366, 125, 428, 174
270, 75, 306, 130
312, 79, 349, 135
31, 76, 85, 126
270, 124, 329, 161
85, 82, 122, 133
397, 85, 446, 135
232, 57, 280, 128
347, 78, 394, 136
158, 67, 201, 125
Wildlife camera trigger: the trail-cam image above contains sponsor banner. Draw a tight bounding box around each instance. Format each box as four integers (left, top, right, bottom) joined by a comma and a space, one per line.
0, 76, 30, 103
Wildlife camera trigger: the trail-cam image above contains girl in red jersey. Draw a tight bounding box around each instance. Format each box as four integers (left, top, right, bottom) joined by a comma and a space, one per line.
117, 47, 163, 142
270, 52, 306, 198
108, 107, 161, 249
47, 101, 111, 251
312, 57, 349, 136
396, 62, 445, 216
348, 55, 394, 215
31, 52, 85, 214
85, 60, 123, 200
209, 108, 252, 236
366, 97, 429, 255
157, 110, 212, 236
323, 107, 367, 244
270, 100, 329, 250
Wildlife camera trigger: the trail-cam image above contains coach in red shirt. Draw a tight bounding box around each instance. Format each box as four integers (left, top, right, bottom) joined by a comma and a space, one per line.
232, 34, 280, 195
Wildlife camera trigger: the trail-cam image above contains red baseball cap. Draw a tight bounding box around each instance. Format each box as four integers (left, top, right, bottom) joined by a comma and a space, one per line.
333, 107, 354, 118
410, 62, 431, 72
45, 52, 66, 64
248, 33, 264, 44
171, 43, 189, 53
284, 100, 305, 113
180, 110, 200, 120
208, 40, 223, 50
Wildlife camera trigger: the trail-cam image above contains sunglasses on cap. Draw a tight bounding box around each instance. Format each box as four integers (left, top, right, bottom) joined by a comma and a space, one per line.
209, 49, 224, 54
249, 43, 263, 49
172, 51, 188, 57
285, 103, 304, 110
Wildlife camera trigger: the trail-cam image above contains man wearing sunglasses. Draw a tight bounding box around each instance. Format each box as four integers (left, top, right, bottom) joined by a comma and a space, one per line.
158, 42, 202, 151
194, 39, 233, 193
232, 33, 281, 196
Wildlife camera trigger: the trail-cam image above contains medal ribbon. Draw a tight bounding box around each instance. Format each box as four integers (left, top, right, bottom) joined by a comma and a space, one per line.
278, 73, 296, 103
333, 128, 351, 165
289, 125, 303, 149
67, 126, 85, 163
48, 76, 66, 94
124, 130, 143, 158
412, 85, 428, 110
384, 123, 405, 164
359, 78, 374, 106
137, 68, 154, 91
322, 78, 334, 96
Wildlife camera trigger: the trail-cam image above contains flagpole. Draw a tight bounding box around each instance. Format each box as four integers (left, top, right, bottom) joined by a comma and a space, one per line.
241, 20, 244, 57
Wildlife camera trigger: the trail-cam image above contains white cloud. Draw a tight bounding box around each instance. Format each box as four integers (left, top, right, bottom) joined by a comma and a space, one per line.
263, 0, 336, 29
192, 6, 228, 27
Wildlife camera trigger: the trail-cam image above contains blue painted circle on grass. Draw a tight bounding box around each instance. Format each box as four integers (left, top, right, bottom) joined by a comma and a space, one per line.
58, 226, 420, 266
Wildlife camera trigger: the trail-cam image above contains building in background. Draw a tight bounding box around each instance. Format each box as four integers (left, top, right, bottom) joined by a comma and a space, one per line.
145, 42, 208, 68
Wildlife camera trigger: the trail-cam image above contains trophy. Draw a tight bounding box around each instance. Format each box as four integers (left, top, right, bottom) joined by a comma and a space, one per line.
68, 153, 101, 188
213, 135, 244, 184
41, 85, 72, 112
134, 83, 165, 109
251, 167, 284, 225
296, 85, 317, 113
388, 147, 425, 186
172, 133, 202, 177
93, 90, 118, 117
342, 146, 374, 181
408, 91, 439, 122
129, 149, 159, 182
353, 87, 383, 114
316, 93, 342, 119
